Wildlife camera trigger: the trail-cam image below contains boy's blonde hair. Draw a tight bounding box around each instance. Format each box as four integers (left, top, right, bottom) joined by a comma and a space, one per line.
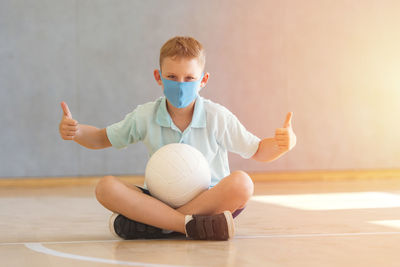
159, 36, 205, 70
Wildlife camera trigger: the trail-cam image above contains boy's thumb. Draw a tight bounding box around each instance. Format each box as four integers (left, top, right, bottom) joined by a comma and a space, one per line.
61, 101, 72, 118
283, 112, 293, 128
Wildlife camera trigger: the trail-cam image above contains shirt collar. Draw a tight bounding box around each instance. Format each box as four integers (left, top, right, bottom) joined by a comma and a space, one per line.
156, 96, 206, 128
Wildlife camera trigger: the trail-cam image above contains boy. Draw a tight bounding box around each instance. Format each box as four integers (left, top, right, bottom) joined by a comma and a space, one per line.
59, 36, 296, 241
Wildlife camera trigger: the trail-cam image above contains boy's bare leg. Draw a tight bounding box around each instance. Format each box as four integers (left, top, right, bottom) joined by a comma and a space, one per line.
95, 170, 253, 234
177, 170, 254, 216
95, 176, 186, 233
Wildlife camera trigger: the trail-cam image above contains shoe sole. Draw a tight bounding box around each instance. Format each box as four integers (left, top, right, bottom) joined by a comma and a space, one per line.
223, 211, 235, 239
109, 213, 120, 239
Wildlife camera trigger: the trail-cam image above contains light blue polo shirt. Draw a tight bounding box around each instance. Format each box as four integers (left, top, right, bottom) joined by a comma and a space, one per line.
106, 96, 260, 187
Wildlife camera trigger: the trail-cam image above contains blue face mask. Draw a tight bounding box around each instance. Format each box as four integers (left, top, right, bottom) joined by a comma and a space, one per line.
160, 71, 204, 108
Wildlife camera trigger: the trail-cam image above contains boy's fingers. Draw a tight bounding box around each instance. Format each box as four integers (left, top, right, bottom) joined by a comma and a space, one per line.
61, 101, 72, 118
63, 118, 78, 126
66, 128, 77, 133
276, 138, 288, 143
68, 119, 78, 126
275, 128, 288, 134
68, 125, 78, 131
60, 123, 78, 134
283, 112, 293, 128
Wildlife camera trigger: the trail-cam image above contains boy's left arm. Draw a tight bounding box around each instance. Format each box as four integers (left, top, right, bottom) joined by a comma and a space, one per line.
252, 112, 297, 162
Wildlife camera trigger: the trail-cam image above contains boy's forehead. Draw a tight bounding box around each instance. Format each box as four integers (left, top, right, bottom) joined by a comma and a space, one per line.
161, 56, 204, 74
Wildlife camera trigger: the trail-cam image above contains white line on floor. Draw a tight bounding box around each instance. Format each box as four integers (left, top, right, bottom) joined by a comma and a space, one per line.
1, 231, 400, 247
24, 243, 186, 267
0, 239, 120, 246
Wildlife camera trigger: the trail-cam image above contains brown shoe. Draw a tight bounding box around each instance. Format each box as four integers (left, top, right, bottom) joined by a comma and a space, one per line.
185, 211, 235, 240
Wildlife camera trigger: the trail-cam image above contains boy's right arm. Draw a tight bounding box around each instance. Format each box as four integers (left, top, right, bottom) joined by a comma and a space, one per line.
59, 102, 112, 149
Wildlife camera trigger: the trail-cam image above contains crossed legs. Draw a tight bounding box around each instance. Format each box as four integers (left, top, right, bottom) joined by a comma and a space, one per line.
95, 170, 254, 234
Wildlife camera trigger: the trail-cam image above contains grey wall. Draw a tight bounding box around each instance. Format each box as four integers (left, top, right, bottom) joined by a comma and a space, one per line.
0, 0, 235, 177
1, 0, 400, 178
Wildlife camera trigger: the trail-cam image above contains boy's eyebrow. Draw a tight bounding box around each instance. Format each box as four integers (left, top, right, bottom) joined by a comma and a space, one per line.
164, 72, 197, 77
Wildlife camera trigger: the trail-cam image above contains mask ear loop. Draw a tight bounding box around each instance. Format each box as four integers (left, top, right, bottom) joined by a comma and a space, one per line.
198, 73, 205, 92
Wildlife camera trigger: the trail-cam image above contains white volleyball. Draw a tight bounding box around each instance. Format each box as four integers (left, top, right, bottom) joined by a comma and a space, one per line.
145, 143, 211, 208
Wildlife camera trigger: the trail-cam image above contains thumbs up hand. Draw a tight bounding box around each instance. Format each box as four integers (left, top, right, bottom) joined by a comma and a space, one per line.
59, 101, 79, 140
274, 112, 297, 152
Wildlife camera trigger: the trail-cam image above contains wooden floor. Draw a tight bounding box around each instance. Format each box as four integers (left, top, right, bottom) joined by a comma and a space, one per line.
1, 177, 400, 266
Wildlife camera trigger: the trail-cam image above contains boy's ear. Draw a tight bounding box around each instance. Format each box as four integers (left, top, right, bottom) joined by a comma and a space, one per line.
154, 69, 163, 86
201, 72, 210, 88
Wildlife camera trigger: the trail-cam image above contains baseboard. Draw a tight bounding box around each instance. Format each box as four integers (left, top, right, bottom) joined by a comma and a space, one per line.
0, 175, 144, 187
1, 169, 400, 187
249, 169, 400, 182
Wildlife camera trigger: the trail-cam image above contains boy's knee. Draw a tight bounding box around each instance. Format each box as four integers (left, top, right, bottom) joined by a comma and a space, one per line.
228, 170, 254, 201
95, 176, 118, 203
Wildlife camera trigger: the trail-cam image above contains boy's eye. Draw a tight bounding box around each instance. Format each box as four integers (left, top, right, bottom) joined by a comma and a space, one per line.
166, 75, 196, 81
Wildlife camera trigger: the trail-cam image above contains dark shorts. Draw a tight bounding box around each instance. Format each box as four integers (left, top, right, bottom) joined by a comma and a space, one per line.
136, 186, 245, 219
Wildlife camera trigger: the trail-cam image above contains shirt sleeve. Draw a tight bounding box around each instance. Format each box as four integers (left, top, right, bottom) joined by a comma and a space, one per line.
218, 112, 261, 159
106, 108, 143, 149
